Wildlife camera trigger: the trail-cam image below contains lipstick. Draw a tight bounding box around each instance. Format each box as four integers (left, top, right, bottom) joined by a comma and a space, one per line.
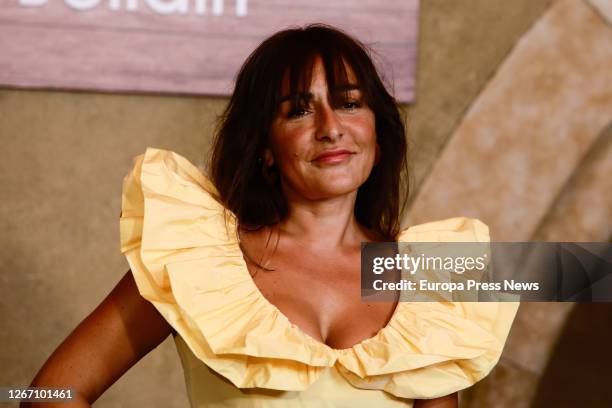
312, 149, 354, 164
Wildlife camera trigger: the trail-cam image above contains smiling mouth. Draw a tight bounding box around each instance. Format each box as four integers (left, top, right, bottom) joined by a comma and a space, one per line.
312, 150, 355, 165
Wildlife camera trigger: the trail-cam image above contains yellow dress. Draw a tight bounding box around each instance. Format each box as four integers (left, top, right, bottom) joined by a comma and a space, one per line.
119, 147, 520, 407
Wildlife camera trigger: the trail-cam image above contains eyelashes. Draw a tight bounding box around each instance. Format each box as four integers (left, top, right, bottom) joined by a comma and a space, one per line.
342, 101, 362, 110
285, 99, 363, 119
287, 108, 309, 118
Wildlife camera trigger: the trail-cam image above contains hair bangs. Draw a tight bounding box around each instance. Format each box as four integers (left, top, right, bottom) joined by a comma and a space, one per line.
274, 37, 366, 113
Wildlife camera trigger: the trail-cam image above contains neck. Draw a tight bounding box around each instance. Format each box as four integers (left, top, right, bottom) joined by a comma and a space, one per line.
278, 190, 369, 250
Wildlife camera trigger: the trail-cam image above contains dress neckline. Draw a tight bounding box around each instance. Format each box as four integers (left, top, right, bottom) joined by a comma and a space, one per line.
235, 228, 403, 353
120, 147, 516, 395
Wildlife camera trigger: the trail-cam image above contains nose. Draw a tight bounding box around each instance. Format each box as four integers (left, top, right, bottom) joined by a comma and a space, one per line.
315, 103, 343, 142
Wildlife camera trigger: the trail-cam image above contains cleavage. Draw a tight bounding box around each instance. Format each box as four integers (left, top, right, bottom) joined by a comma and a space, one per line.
245, 247, 396, 349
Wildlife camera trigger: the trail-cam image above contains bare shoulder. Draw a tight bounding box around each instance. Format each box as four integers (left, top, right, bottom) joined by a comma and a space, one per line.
26, 271, 173, 405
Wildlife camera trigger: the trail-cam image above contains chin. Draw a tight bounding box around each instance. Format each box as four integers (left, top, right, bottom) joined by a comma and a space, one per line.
310, 179, 365, 198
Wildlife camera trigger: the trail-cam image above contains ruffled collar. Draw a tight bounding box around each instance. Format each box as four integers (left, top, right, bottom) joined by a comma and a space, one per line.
120, 147, 519, 398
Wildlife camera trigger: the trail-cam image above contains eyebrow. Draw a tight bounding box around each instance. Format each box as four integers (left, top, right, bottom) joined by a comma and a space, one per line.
277, 83, 362, 104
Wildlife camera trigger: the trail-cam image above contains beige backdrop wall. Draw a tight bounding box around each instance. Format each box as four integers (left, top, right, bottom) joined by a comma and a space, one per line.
2, 0, 610, 407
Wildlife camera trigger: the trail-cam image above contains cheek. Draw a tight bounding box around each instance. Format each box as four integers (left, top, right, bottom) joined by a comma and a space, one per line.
353, 122, 378, 181
269, 128, 309, 169
351, 117, 377, 158
348, 109, 376, 137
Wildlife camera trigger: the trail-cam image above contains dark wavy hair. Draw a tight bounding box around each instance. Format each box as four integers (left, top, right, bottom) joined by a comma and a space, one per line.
210, 24, 408, 240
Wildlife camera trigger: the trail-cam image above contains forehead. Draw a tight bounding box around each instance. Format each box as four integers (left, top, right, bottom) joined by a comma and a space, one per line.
278, 54, 359, 94
310, 56, 357, 84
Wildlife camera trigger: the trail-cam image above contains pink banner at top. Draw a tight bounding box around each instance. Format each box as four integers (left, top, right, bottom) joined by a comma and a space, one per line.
0, 0, 419, 102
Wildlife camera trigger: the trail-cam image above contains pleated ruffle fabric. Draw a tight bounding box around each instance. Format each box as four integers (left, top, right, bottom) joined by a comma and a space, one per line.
119, 147, 520, 401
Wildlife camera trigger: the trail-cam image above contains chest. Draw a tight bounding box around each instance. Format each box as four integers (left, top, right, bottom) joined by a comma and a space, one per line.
246, 246, 397, 350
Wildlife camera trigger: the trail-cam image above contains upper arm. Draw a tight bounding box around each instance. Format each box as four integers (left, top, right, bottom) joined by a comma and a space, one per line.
27, 270, 173, 404
414, 392, 459, 408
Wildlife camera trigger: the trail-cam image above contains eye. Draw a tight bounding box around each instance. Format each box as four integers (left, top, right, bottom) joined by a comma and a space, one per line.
340, 100, 362, 111
287, 107, 310, 118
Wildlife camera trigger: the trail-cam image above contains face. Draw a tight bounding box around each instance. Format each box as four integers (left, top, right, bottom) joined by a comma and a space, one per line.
267, 56, 379, 201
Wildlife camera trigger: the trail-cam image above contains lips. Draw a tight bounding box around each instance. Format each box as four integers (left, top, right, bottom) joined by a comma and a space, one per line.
312, 149, 355, 164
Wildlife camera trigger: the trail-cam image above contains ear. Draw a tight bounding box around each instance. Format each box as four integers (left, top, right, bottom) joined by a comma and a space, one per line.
374, 143, 381, 165
263, 148, 275, 167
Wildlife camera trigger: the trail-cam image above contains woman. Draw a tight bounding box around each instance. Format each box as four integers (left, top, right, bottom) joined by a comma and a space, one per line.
24, 25, 518, 407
